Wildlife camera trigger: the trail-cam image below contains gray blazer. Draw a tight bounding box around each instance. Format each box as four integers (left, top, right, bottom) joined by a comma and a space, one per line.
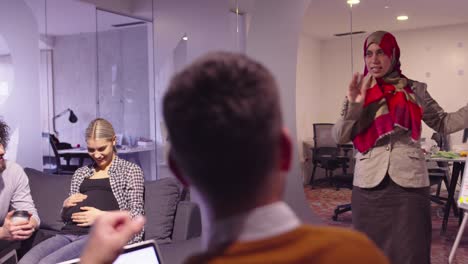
333, 81, 468, 188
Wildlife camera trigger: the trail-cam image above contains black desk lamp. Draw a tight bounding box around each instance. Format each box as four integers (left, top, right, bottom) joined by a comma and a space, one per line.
53, 108, 78, 134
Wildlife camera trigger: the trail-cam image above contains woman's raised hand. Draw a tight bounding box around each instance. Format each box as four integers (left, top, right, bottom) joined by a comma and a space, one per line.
63, 193, 88, 208
348, 72, 372, 103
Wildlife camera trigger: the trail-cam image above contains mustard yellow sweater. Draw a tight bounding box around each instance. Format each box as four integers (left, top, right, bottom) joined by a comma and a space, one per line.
184, 225, 389, 264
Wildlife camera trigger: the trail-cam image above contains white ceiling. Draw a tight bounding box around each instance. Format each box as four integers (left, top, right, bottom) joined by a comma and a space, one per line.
2, 0, 468, 54
303, 0, 468, 40
25, 0, 148, 36
0, 0, 149, 55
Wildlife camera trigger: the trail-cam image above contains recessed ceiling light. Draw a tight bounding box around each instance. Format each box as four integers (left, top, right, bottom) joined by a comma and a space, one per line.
347, 0, 360, 5
397, 15, 409, 21
384, 6, 389, 9
182, 36, 188, 41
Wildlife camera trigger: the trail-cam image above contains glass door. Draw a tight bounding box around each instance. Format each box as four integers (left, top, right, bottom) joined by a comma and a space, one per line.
96, 9, 156, 180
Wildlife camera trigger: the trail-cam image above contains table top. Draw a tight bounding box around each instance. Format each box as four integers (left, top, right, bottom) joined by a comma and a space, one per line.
427, 156, 467, 162
58, 144, 155, 155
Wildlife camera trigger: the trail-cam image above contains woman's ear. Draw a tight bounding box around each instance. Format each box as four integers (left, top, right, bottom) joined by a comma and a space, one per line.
112, 136, 117, 146
168, 151, 189, 187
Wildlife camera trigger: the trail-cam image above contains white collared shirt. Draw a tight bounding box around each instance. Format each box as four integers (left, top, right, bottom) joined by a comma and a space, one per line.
203, 201, 301, 250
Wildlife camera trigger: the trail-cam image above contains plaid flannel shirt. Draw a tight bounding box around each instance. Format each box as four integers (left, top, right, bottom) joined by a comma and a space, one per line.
69, 155, 145, 243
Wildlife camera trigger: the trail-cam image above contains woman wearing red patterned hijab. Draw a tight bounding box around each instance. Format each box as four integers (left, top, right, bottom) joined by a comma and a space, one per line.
333, 31, 468, 264
354, 31, 423, 153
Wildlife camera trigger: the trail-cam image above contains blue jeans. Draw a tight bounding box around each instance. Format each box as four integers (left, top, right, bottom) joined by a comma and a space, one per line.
18, 234, 88, 264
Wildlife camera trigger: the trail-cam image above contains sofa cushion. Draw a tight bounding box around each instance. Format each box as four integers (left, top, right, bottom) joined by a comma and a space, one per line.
159, 237, 201, 264
24, 168, 72, 231
144, 177, 181, 244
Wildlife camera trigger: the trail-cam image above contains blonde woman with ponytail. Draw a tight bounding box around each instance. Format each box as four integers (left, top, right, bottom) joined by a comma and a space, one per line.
20, 118, 144, 264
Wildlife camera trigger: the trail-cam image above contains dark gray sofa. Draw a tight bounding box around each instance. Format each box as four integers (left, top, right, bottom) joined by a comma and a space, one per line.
1, 168, 202, 263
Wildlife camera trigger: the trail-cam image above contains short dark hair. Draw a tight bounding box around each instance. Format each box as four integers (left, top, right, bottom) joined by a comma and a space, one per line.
0, 118, 10, 148
163, 52, 282, 203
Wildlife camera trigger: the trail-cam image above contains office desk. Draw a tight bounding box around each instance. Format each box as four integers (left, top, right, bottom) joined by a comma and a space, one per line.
428, 157, 466, 234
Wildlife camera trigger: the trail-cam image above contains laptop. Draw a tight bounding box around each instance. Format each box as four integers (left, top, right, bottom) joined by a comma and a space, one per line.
58, 239, 163, 264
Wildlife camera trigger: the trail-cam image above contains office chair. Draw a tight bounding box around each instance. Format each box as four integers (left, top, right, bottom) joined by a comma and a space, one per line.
49, 134, 79, 175
309, 123, 348, 187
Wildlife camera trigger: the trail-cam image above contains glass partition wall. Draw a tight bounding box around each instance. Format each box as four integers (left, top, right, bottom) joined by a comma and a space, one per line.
96, 9, 156, 179
2, 3, 322, 261
40, 0, 159, 179
1, 0, 247, 180
2, 0, 302, 182
42, 0, 98, 174
152, 0, 247, 179
153, 35, 187, 179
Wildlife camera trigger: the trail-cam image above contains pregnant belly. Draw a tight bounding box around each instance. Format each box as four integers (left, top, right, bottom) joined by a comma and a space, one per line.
62, 190, 118, 222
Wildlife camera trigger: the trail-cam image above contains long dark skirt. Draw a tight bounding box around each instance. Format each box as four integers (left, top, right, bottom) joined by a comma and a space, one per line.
352, 175, 431, 264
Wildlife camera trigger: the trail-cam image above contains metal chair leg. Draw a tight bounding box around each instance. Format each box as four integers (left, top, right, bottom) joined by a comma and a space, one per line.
436, 180, 442, 197
309, 164, 317, 185
449, 212, 468, 264
443, 175, 459, 217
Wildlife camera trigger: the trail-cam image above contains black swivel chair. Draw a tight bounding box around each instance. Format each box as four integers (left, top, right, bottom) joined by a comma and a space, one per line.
49, 134, 80, 175
309, 123, 349, 187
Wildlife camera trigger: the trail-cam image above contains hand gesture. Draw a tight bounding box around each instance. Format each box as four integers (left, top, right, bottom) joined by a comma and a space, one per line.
63, 193, 87, 208
80, 211, 145, 264
0, 211, 36, 241
348, 72, 372, 103
71, 206, 103, 227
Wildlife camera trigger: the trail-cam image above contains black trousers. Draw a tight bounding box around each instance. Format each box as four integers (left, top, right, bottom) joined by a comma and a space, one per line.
0, 230, 54, 260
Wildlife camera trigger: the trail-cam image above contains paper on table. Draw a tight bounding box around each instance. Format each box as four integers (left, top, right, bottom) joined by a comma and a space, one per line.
457, 156, 468, 210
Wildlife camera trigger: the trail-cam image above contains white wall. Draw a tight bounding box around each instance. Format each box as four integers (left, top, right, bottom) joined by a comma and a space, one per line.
53, 32, 97, 146
395, 24, 468, 144
247, 0, 319, 224
318, 34, 360, 125
97, 26, 150, 140
0, 0, 43, 169
296, 33, 321, 157
152, 0, 235, 179
152, 0, 245, 140
297, 23, 468, 154
53, 26, 151, 147
395, 24, 468, 143
153, 0, 233, 74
